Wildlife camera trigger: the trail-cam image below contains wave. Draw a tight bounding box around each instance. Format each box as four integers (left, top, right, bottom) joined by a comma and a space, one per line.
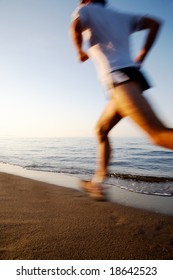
1, 161, 173, 196
117, 184, 173, 197
25, 166, 173, 196
24, 164, 173, 183
107, 173, 173, 197
108, 172, 173, 183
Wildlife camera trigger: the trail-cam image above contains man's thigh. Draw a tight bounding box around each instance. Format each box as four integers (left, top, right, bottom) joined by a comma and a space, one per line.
112, 81, 164, 136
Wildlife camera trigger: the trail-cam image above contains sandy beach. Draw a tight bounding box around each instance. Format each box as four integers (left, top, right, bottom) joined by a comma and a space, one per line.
0, 172, 173, 260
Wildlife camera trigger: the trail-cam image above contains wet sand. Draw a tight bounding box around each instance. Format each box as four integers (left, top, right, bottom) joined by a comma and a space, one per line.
0, 172, 173, 260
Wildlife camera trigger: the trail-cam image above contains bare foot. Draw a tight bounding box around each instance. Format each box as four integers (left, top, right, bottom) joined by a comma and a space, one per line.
79, 180, 106, 201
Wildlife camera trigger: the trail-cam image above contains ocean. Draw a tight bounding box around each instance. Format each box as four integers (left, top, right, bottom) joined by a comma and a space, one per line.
0, 137, 172, 196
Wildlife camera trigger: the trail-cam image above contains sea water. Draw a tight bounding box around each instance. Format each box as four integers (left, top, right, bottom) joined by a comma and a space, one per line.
0, 137, 172, 196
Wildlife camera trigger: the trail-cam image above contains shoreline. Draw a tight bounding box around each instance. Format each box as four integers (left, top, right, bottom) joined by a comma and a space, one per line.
0, 171, 173, 259
0, 163, 173, 216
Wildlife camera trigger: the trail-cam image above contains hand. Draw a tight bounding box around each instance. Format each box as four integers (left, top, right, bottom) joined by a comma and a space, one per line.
78, 50, 89, 62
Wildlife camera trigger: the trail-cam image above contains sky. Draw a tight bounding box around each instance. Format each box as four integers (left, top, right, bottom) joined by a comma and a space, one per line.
0, 0, 173, 138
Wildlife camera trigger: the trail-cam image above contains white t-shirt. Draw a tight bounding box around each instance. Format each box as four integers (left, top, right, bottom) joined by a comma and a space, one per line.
72, 3, 143, 85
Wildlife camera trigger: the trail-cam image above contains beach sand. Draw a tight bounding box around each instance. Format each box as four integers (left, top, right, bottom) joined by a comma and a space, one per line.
0, 172, 173, 260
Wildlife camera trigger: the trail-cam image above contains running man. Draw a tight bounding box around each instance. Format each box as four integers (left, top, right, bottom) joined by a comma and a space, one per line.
70, 0, 173, 199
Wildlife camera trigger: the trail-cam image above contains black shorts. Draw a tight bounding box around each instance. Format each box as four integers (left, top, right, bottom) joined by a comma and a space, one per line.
110, 67, 151, 91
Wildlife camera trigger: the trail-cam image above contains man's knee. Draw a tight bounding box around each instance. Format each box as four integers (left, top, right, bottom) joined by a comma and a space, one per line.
95, 123, 108, 142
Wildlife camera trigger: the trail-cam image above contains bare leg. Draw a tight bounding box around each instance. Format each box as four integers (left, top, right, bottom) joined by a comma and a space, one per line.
79, 98, 122, 199
112, 81, 173, 149
82, 81, 173, 198
94, 101, 122, 182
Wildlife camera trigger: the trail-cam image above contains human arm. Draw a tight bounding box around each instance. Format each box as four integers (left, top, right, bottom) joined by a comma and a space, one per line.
70, 18, 89, 62
134, 16, 163, 67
